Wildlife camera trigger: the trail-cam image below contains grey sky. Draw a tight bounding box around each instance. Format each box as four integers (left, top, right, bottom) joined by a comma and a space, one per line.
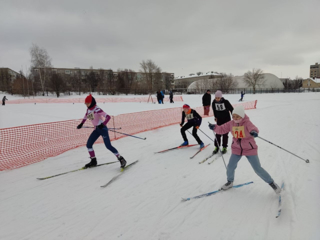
1, 0, 319, 79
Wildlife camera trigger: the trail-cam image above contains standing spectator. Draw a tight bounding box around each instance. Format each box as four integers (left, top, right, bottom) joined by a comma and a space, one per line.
160, 90, 164, 104
157, 91, 162, 104
169, 90, 174, 103
239, 91, 245, 102
202, 89, 211, 115
212, 90, 233, 154
2, 96, 8, 106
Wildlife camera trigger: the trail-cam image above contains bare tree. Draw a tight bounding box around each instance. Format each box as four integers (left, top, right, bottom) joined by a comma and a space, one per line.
117, 69, 137, 94
49, 73, 65, 97
196, 72, 203, 76
30, 43, 52, 96
243, 69, 265, 94
140, 59, 162, 92
215, 73, 238, 93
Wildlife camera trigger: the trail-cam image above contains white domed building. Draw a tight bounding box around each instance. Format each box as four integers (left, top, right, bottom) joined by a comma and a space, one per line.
187, 73, 284, 93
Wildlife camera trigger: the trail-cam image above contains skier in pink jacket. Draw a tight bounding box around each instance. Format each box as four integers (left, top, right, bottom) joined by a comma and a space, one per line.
209, 105, 281, 194
77, 94, 126, 169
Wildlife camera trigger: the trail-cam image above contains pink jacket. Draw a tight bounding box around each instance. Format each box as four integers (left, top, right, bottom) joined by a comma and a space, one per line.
214, 114, 259, 156
81, 105, 111, 127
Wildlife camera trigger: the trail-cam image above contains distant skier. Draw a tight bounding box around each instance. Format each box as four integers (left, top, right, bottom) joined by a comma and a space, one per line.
212, 90, 233, 154
202, 89, 211, 115
208, 105, 281, 194
76, 94, 127, 169
239, 91, 245, 101
157, 91, 163, 104
169, 90, 174, 103
160, 90, 164, 104
180, 104, 204, 149
2, 96, 8, 106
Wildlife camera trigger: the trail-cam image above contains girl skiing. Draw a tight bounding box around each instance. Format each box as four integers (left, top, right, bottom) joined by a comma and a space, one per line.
212, 90, 233, 154
180, 104, 204, 149
208, 105, 281, 194
77, 94, 126, 169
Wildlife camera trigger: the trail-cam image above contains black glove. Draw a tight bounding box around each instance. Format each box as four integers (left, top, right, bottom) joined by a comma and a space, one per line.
250, 131, 258, 138
97, 123, 104, 129
208, 123, 216, 130
77, 123, 84, 129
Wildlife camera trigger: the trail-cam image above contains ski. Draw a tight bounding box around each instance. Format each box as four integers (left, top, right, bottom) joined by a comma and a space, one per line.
199, 152, 216, 164
37, 161, 118, 180
155, 144, 198, 153
181, 181, 254, 202
100, 160, 139, 188
208, 153, 221, 165
190, 144, 210, 159
276, 182, 285, 218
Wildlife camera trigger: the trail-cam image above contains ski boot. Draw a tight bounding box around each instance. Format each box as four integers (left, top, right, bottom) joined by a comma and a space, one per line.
200, 142, 204, 149
84, 157, 97, 169
221, 147, 227, 154
221, 181, 233, 190
213, 147, 219, 154
269, 182, 281, 194
118, 156, 127, 169
180, 141, 189, 146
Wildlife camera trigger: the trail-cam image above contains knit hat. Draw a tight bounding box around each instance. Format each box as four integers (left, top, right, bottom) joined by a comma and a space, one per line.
215, 90, 222, 98
85, 94, 93, 104
233, 105, 245, 118
182, 104, 190, 109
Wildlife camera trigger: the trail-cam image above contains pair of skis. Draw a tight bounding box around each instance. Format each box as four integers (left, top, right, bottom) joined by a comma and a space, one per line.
155, 144, 210, 159
37, 160, 139, 188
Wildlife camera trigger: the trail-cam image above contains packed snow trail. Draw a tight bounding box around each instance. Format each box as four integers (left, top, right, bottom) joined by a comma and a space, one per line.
0, 93, 319, 240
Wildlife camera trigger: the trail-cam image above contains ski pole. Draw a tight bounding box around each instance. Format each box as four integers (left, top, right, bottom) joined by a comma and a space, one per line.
199, 127, 227, 169
82, 126, 122, 130
109, 129, 146, 140
257, 136, 310, 163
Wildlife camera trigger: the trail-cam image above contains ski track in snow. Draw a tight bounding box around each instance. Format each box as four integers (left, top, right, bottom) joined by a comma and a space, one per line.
0, 93, 320, 240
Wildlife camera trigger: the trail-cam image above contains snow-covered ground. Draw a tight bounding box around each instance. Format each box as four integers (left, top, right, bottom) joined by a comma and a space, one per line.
0, 93, 320, 240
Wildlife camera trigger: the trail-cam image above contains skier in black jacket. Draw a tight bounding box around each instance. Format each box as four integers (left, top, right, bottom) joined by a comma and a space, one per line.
212, 90, 233, 154
202, 89, 211, 115
180, 104, 204, 149
2, 96, 8, 106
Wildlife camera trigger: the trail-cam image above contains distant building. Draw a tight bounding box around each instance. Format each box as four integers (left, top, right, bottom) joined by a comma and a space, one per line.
174, 72, 223, 89
310, 63, 320, 78
187, 73, 284, 92
0, 68, 20, 81
302, 78, 320, 88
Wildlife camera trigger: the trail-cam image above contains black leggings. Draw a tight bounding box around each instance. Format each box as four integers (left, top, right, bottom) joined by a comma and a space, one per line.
181, 122, 202, 144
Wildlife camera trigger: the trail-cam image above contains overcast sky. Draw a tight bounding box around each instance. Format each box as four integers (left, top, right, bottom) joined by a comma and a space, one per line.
1, 0, 319, 79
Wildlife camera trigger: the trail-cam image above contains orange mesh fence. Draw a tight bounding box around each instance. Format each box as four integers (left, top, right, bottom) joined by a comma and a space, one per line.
6, 96, 183, 104
0, 100, 257, 171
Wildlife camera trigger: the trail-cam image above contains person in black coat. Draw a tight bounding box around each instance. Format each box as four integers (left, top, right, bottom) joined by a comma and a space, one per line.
2, 96, 8, 106
202, 89, 211, 115
180, 104, 204, 148
156, 91, 162, 104
169, 90, 174, 103
212, 90, 233, 154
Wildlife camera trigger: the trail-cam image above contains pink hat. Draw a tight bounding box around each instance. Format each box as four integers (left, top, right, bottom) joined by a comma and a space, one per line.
215, 90, 222, 98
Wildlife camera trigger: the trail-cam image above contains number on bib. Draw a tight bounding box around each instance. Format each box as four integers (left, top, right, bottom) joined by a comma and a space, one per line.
232, 126, 245, 138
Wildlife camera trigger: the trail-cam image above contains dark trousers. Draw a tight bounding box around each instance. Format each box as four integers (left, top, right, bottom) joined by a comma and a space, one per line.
2, 101, 5, 106
86, 126, 118, 154
181, 122, 202, 144
170, 97, 174, 103
214, 133, 229, 148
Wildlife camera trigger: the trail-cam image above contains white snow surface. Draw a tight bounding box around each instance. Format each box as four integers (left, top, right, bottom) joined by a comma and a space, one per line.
0, 93, 320, 240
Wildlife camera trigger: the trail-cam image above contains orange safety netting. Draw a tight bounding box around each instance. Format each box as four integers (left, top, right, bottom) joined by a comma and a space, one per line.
6, 96, 183, 104
0, 100, 257, 171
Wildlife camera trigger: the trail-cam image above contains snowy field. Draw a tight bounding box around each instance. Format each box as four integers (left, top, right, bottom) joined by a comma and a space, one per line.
0, 93, 320, 240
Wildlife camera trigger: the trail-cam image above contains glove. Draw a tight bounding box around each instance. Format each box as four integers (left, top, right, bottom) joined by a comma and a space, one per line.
250, 131, 258, 138
208, 123, 215, 130
180, 124, 183, 127
214, 118, 217, 122
77, 123, 84, 129
195, 126, 199, 129
97, 123, 104, 129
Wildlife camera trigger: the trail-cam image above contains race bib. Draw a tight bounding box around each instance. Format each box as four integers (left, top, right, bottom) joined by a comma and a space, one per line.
87, 112, 95, 120
232, 126, 246, 138
215, 103, 226, 111
186, 113, 194, 120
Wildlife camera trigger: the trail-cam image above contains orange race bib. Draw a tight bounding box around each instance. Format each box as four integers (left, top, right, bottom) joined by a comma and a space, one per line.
232, 126, 246, 139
